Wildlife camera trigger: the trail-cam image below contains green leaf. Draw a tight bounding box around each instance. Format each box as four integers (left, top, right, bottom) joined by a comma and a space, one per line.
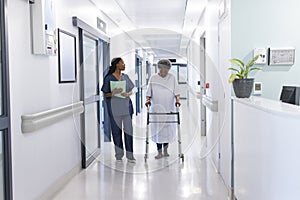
249, 67, 261, 72
229, 58, 244, 67
246, 54, 261, 69
236, 73, 243, 78
229, 74, 237, 83
240, 67, 245, 76
228, 67, 240, 73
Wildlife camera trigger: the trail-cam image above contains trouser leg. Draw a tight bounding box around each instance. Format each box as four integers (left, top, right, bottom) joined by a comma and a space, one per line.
109, 115, 124, 159
156, 143, 163, 152
123, 115, 134, 159
163, 143, 169, 156
163, 143, 169, 150
103, 101, 112, 142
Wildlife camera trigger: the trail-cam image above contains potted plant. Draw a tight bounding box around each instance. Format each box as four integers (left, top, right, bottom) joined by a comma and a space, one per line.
228, 55, 261, 98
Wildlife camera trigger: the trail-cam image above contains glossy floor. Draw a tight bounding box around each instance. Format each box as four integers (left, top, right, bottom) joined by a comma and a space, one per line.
53, 101, 229, 200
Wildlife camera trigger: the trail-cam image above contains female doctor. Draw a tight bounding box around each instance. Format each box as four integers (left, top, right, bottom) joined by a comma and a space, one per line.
101, 57, 136, 163
145, 59, 180, 159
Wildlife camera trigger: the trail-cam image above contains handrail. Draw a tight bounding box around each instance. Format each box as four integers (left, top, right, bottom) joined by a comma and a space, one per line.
202, 95, 218, 112
21, 101, 84, 133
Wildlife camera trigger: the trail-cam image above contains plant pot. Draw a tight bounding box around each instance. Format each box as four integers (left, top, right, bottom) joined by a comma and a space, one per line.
232, 78, 254, 98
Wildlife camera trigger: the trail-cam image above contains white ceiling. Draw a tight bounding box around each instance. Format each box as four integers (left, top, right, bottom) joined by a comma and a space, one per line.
91, 0, 207, 59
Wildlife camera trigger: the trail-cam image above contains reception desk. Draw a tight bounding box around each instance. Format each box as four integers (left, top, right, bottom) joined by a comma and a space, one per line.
232, 96, 300, 200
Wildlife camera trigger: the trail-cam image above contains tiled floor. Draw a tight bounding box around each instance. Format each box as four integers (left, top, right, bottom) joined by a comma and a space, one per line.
52, 101, 229, 200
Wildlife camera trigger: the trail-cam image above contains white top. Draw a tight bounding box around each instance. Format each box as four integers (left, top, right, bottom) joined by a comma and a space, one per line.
146, 73, 180, 143
232, 96, 300, 118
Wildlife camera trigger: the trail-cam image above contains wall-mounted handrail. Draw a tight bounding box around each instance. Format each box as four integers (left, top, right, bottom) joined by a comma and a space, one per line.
202, 95, 218, 112
21, 101, 84, 133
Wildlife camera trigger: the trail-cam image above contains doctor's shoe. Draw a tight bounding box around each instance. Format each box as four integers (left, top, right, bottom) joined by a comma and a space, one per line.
127, 158, 136, 164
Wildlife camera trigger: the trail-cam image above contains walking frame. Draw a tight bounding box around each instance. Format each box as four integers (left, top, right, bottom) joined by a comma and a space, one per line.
144, 104, 184, 162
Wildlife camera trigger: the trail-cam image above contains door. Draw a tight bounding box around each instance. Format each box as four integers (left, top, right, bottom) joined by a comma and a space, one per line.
135, 55, 142, 115
169, 63, 188, 99
0, 0, 12, 198
79, 30, 101, 168
177, 64, 188, 99
200, 33, 206, 136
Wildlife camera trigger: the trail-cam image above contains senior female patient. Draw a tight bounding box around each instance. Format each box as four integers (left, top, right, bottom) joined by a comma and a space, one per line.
145, 59, 181, 159
101, 57, 136, 163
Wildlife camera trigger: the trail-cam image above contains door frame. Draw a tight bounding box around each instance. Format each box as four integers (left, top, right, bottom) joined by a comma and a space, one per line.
73, 17, 110, 168
78, 29, 101, 168
135, 54, 142, 115
200, 32, 207, 137
0, 0, 13, 198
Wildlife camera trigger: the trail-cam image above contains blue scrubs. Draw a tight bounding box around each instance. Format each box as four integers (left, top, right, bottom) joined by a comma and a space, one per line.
101, 73, 134, 159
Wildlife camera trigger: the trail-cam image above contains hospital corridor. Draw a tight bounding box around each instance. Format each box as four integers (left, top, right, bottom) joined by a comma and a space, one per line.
52, 100, 229, 200
1, 0, 300, 200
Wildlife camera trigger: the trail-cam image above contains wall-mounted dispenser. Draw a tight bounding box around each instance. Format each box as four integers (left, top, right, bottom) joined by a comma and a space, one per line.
30, 0, 56, 55
254, 48, 267, 64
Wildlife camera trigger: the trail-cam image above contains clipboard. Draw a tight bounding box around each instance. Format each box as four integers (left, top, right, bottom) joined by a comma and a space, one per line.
110, 80, 126, 98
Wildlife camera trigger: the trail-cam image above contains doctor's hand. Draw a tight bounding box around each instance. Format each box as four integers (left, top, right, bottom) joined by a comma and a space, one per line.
112, 88, 123, 96
121, 92, 129, 98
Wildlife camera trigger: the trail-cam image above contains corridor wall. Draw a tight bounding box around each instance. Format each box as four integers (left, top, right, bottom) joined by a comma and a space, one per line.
7, 0, 111, 199
187, 0, 232, 191
232, 0, 300, 100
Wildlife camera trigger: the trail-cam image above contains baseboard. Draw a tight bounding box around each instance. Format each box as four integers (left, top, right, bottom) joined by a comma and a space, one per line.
37, 162, 82, 200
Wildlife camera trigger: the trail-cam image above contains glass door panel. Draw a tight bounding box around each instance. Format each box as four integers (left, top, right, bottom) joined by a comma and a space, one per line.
84, 104, 98, 158
82, 33, 100, 167
178, 65, 188, 99
83, 37, 97, 98
80, 31, 101, 168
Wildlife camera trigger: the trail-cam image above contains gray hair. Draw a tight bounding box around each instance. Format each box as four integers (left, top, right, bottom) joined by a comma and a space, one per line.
157, 59, 172, 69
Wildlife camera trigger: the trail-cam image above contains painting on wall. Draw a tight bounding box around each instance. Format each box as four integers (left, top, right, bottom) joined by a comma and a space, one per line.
58, 28, 77, 83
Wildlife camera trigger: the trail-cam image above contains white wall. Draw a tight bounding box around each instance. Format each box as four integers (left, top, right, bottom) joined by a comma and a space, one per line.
187, 0, 232, 190
187, 38, 201, 93
203, 0, 221, 176
218, 4, 231, 189
232, 0, 300, 100
7, 0, 108, 199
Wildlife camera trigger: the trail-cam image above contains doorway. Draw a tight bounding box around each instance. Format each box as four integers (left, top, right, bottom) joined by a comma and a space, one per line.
169, 63, 188, 99
135, 54, 142, 115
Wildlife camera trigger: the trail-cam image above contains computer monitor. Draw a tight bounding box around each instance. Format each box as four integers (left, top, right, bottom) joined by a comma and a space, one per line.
280, 86, 300, 105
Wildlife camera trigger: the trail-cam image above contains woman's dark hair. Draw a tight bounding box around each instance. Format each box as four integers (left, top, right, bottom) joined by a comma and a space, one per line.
105, 57, 122, 78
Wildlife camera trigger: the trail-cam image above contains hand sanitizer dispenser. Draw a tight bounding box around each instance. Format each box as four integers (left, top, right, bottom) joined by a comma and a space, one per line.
30, 0, 56, 56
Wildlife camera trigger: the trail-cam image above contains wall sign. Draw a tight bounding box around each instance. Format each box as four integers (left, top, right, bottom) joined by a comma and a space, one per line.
268, 47, 295, 65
